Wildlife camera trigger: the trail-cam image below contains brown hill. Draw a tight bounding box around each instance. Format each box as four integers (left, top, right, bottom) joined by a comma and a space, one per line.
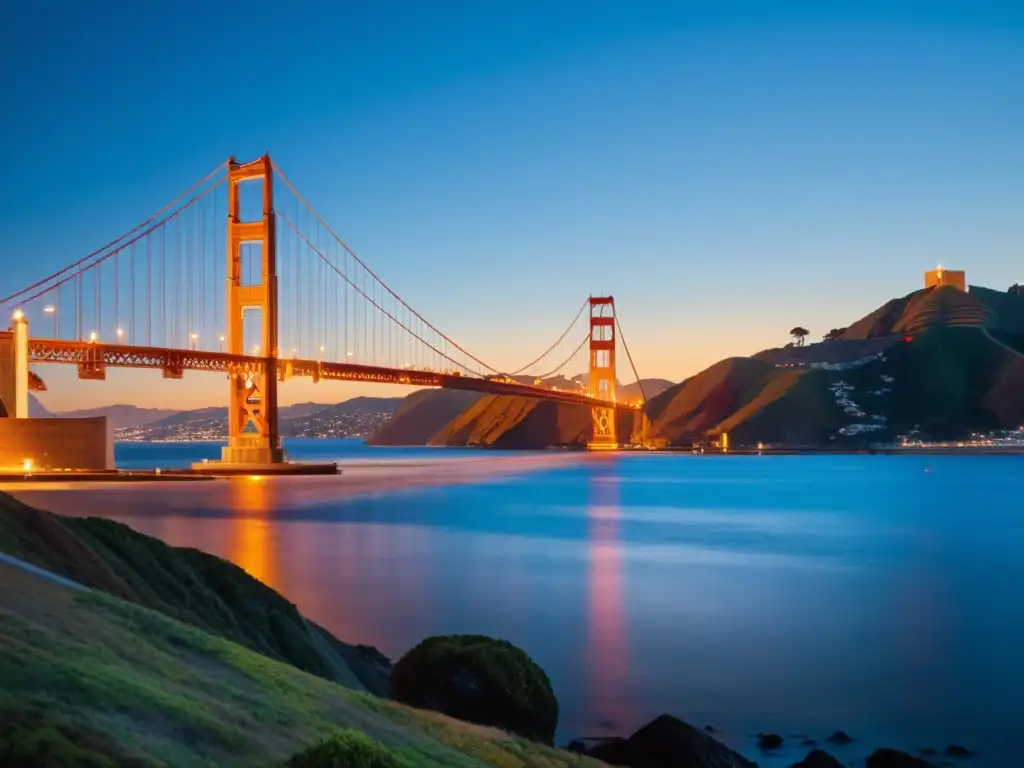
370, 378, 670, 448
366, 389, 482, 446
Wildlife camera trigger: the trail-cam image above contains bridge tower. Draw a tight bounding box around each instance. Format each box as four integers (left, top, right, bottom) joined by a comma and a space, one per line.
587, 296, 618, 450
221, 155, 284, 465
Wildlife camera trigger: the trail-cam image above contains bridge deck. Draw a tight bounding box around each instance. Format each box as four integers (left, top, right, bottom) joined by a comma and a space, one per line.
27, 339, 635, 411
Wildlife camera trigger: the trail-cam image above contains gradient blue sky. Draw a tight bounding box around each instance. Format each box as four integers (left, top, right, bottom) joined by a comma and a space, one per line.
3, 0, 1023, 410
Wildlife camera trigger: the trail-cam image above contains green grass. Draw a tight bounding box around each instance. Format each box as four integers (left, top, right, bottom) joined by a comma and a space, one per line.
0, 558, 607, 767
0, 493, 389, 696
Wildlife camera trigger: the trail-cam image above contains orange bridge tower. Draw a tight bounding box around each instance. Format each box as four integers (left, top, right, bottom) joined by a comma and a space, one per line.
587, 296, 618, 450
221, 155, 284, 465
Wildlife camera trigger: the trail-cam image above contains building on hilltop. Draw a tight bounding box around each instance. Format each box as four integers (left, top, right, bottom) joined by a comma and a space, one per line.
924, 267, 966, 292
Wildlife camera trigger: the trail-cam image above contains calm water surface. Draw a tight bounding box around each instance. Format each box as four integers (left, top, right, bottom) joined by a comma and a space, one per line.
75, 442, 1024, 764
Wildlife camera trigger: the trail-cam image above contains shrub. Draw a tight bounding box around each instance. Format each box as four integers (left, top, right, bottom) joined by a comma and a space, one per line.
286, 729, 403, 768
390, 634, 558, 744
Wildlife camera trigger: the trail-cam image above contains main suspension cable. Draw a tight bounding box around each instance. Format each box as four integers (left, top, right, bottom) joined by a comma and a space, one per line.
271, 161, 498, 374
505, 296, 589, 376
534, 333, 589, 380
1, 162, 227, 307
615, 314, 646, 404
276, 211, 487, 377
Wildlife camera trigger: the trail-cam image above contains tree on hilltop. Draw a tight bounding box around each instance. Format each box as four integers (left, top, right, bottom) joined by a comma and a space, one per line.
789, 327, 810, 347
823, 327, 847, 341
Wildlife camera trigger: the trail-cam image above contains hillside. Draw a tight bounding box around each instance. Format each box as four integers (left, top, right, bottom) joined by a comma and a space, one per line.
0, 555, 606, 767
369, 378, 670, 448
650, 325, 1024, 446
0, 494, 390, 697
116, 398, 399, 441
55, 404, 179, 430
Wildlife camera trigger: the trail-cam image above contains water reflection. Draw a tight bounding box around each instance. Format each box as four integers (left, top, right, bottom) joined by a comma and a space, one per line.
228, 476, 277, 590
585, 459, 631, 735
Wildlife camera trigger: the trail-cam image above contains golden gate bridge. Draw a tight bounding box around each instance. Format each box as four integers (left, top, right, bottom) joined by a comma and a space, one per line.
0, 155, 648, 467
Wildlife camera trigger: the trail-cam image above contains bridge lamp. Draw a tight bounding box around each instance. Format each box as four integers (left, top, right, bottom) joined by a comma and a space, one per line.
346, 351, 353, 357
245, 378, 254, 390
89, 331, 97, 343
116, 328, 124, 340
42, 306, 55, 314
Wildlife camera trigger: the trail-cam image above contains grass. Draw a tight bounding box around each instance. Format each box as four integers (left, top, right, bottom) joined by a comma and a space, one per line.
0, 559, 607, 767
0, 493, 389, 696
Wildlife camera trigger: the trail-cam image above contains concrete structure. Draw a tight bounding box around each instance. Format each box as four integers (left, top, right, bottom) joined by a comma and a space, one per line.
0, 416, 114, 470
925, 268, 966, 292
0, 314, 29, 418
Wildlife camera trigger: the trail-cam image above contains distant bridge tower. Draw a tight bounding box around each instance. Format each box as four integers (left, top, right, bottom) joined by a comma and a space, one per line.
587, 296, 618, 450
222, 155, 284, 465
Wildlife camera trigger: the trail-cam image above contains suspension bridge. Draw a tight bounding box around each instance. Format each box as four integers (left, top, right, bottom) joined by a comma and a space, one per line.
0, 155, 648, 469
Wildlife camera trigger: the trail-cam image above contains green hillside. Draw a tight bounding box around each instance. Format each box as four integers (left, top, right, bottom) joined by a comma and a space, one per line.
0, 556, 607, 767
650, 326, 1024, 446
0, 494, 390, 697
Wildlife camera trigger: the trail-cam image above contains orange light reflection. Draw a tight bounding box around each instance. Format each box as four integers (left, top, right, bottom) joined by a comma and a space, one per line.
228, 476, 277, 590
585, 462, 631, 734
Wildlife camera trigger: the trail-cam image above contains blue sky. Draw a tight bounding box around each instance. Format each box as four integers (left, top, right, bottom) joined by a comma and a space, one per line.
2, 0, 1023, 410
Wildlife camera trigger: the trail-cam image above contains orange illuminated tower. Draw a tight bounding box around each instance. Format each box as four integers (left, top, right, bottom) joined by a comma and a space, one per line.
588, 296, 618, 450
221, 155, 284, 465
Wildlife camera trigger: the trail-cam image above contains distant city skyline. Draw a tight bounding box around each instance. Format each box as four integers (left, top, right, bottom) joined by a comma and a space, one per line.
4, 0, 1022, 411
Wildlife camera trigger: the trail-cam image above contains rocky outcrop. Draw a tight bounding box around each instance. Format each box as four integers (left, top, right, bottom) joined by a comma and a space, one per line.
789, 751, 844, 768
581, 714, 757, 768
866, 748, 938, 767
390, 634, 559, 744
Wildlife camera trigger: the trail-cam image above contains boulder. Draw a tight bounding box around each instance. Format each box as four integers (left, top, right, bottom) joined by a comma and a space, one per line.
390, 634, 558, 744
758, 733, 783, 750
585, 714, 757, 768
867, 748, 938, 767
827, 731, 854, 746
789, 750, 844, 768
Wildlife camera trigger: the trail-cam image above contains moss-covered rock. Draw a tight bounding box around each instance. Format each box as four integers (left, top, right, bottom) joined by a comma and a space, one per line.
390, 634, 559, 744
286, 730, 403, 768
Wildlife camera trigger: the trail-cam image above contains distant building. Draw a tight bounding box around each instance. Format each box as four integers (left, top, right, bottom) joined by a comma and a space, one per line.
924, 267, 966, 292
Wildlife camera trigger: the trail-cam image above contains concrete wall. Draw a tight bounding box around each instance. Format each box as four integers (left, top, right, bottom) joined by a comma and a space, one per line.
0, 332, 14, 419
0, 416, 114, 470
924, 269, 966, 292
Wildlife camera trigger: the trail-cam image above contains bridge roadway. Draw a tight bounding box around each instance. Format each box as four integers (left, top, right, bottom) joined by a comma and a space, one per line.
27, 338, 637, 412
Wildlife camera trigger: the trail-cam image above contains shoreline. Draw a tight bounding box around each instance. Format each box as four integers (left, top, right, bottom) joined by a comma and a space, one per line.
0, 452, 589, 516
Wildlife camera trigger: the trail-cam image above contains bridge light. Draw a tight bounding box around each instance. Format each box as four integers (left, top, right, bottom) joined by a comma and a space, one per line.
190, 333, 198, 340
12, 309, 23, 321
116, 328, 124, 339
245, 378, 254, 389
43, 306, 55, 314
22, 458, 33, 472
89, 331, 97, 342
219, 335, 225, 342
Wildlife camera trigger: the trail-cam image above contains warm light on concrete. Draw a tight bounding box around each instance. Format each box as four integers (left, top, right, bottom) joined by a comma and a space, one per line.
925, 267, 966, 292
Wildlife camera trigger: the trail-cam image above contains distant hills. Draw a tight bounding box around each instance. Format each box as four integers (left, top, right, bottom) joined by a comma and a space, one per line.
644, 284, 1024, 446
29, 397, 402, 441
25, 284, 1024, 449
367, 376, 675, 448
374, 284, 1024, 448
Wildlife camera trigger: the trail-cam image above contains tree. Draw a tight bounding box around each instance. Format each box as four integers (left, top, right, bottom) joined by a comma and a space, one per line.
789, 327, 810, 347
823, 327, 847, 341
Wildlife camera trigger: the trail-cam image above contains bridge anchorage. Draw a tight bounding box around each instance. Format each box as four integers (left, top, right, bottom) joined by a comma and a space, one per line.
0, 153, 651, 472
